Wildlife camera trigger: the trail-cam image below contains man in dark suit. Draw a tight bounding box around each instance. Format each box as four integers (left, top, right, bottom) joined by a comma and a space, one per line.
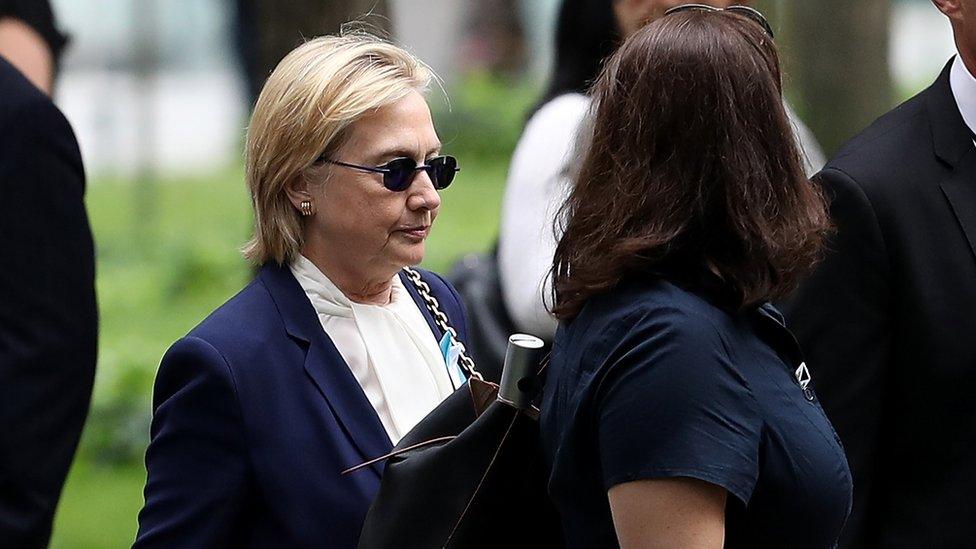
783, 1, 976, 547
0, 12, 97, 547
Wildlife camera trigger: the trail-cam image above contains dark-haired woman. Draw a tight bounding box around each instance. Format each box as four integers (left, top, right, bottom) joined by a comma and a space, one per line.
497, 0, 825, 342
540, 7, 851, 548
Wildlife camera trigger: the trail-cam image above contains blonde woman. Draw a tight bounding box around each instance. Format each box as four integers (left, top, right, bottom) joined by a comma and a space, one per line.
134, 34, 468, 548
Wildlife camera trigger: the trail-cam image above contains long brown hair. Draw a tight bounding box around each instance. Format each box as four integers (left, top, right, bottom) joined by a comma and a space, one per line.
551, 9, 830, 320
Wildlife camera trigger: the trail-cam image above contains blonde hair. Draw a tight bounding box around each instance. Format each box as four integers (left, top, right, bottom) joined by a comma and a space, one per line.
242, 33, 435, 265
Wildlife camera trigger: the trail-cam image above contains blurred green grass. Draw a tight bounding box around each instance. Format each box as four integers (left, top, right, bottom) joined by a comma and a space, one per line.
49, 157, 510, 548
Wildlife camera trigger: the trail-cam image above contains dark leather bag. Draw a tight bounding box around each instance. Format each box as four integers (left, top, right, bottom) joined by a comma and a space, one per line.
352, 268, 564, 549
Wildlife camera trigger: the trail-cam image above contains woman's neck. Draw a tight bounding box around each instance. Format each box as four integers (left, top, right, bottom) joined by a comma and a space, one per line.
343, 278, 395, 306
300, 250, 396, 306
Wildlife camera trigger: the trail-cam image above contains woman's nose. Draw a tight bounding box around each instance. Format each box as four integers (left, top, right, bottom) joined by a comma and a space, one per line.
407, 170, 441, 211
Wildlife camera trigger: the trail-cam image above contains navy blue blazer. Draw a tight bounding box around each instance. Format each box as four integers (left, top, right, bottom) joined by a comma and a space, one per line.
134, 262, 468, 548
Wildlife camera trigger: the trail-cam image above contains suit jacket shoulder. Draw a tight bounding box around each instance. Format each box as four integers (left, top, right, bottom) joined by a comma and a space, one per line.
0, 56, 63, 128
816, 62, 968, 260
178, 275, 288, 372
0, 56, 46, 115
825, 61, 965, 204
826, 90, 931, 193
0, 57, 83, 187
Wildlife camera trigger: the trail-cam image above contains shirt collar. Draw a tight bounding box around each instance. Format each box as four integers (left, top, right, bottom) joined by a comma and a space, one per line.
950, 54, 976, 138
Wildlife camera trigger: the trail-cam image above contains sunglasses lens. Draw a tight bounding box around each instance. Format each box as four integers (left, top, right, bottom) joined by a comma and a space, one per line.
430, 156, 457, 189
383, 158, 417, 191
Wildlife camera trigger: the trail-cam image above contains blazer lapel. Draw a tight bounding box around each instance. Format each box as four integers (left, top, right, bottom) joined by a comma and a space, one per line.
940, 148, 976, 262
927, 58, 976, 263
259, 263, 392, 478
303, 337, 392, 478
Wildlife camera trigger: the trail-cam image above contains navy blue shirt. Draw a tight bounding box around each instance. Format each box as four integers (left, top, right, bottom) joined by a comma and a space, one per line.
540, 278, 852, 548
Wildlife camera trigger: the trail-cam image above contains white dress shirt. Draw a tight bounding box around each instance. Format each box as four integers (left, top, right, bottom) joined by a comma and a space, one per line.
290, 256, 454, 444
498, 93, 827, 340
951, 54, 976, 138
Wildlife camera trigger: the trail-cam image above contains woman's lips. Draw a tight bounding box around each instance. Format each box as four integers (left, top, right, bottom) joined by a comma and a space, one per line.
396, 226, 430, 240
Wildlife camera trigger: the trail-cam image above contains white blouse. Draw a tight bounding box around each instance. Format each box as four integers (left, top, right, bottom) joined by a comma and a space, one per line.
290, 256, 454, 444
498, 92, 827, 340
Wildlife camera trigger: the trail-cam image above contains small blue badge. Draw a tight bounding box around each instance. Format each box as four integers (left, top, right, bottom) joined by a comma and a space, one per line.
439, 333, 466, 389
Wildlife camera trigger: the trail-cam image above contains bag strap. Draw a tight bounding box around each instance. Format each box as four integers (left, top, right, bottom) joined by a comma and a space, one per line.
403, 266, 484, 382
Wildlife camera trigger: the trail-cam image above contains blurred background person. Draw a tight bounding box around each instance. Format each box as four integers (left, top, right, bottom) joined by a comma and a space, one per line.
135, 34, 468, 548
495, 0, 826, 347
0, 1, 97, 547
542, 8, 847, 547
783, 0, 976, 546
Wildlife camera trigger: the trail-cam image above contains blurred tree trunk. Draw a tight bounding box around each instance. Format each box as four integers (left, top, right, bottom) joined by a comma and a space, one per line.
781, 0, 893, 156
236, 0, 393, 105
133, 0, 161, 247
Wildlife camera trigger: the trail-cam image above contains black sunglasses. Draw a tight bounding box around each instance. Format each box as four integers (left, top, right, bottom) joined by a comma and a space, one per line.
319, 155, 460, 192
664, 4, 774, 39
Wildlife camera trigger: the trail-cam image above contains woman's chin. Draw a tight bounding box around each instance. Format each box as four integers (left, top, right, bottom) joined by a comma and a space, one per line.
392, 241, 426, 269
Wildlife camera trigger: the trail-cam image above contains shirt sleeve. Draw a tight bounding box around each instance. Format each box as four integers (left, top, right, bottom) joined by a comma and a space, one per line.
497, 94, 590, 340
594, 309, 764, 506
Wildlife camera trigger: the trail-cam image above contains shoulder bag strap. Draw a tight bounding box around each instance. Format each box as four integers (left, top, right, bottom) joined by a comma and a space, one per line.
403, 267, 484, 382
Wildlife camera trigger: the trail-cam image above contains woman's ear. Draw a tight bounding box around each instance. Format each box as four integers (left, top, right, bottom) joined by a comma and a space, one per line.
283, 175, 312, 212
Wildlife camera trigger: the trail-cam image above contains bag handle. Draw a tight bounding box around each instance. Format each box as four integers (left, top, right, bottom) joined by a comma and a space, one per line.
403, 267, 484, 382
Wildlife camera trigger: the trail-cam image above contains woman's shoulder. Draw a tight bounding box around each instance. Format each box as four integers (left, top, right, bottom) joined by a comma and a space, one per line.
408, 266, 455, 295
570, 278, 729, 340
154, 275, 297, 400
402, 267, 466, 331
553, 279, 741, 383
402, 267, 459, 306
553, 280, 758, 417
179, 277, 282, 358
